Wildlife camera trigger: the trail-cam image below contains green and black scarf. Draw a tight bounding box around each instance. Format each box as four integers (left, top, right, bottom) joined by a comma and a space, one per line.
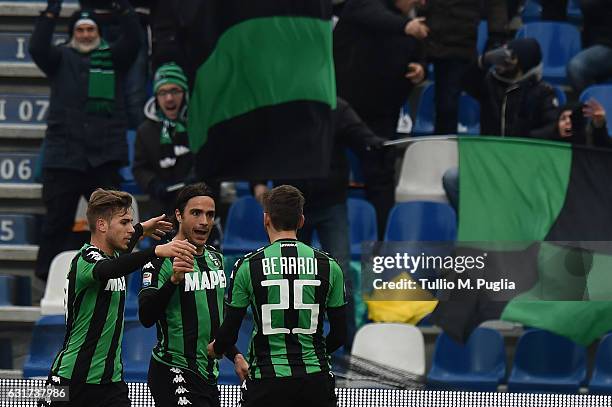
86, 39, 115, 114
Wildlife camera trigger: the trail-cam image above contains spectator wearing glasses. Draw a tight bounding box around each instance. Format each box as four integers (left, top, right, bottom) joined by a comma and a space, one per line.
133, 63, 194, 217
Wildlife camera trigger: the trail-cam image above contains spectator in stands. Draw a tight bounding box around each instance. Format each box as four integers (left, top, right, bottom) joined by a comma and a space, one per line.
421, 0, 507, 135
252, 98, 386, 349
550, 99, 611, 146
133, 63, 193, 217
464, 38, 559, 138
444, 38, 560, 209
567, 0, 612, 93
333, 0, 427, 238
78, 0, 147, 128
29, 0, 140, 281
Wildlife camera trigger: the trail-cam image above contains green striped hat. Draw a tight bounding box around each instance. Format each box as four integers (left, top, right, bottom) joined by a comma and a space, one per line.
153, 63, 188, 93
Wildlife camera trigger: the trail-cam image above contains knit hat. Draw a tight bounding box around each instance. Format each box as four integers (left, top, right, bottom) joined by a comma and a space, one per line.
153, 63, 188, 94
68, 10, 100, 38
507, 38, 542, 73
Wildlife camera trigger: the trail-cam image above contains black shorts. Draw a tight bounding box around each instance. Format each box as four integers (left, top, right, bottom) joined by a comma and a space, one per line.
148, 356, 220, 407
240, 370, 337, 407
36, 374, 129, 407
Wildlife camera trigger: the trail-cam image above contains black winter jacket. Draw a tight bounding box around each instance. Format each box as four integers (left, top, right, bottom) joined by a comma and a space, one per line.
581, 0, 612, 48
333, 0, 426, 119
29, 12, 139, 171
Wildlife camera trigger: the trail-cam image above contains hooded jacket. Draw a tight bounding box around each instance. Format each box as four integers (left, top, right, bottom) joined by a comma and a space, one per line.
29, 11, 140, 171
464, 40, 559, 138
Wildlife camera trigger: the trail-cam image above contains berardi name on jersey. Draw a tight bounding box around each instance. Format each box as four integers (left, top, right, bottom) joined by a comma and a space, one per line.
261, 256, 319, 276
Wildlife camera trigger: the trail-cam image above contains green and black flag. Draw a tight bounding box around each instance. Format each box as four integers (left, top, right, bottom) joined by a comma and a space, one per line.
430, 137, 612, 346
185, 1, 336, 181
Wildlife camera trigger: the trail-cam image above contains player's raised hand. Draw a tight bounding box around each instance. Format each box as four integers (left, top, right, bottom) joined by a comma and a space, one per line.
141, 214, 174, 240
155, 239, 197, 261
234, 353, 249, 382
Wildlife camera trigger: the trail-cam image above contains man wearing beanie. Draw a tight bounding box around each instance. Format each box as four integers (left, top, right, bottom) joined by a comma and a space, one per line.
133, 62, 194, 217
29, 0, 140, 282
463, 38, 559, 138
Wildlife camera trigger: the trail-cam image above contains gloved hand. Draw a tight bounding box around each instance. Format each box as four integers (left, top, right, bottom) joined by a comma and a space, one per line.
483, 46, 515, 68
365, 135, 387, 151
45, 0, 62, 17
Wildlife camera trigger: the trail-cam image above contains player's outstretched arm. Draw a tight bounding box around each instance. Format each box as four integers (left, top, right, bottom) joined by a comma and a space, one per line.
208, 306, 247, 358
93, 239, 196, 281
124, 215, 173, 253
139, 256, 194, 327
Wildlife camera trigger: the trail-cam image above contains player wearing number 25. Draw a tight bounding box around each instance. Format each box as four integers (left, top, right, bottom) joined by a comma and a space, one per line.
209, 185, 347, 407
28, 0, 141, 282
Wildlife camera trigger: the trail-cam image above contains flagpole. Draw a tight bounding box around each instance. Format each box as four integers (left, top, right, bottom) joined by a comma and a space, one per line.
382, 134, 460, 147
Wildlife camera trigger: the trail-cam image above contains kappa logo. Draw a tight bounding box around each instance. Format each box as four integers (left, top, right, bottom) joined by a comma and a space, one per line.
170, 367, 183, 374
173, 375, 186, 384
174, 145, 190, 157
159, 157, 177, 169
175, 386, 189, 395
177, 397, 192, 406
86, 249, 105, 262
143, 261, 155, 270
51, 376, 61, 384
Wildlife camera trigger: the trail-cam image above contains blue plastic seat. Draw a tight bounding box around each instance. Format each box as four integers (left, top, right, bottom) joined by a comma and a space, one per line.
223, 196, 269, 255
413, 84, 480, 135
428, 328, 506, 391
348, 198, 377, 260
122, 317, 157, 382
521, 0, 542, 23
124, 272, 142, 318
553, 85, 567, 106
515, 22, 581, 85
579, 85, 612, 137
567, 0, 583, 22
589, 333, 612, 394
508, 329, 587, 393
23, 315, 66, 378
0, 276, 13, 305
384, 201, 457, 242
477, 20, 488, 55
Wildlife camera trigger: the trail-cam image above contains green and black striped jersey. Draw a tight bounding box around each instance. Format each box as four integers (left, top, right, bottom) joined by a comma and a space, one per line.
51, 244, 126, 384
227, 239, 346, 379
140, 245, 226, 384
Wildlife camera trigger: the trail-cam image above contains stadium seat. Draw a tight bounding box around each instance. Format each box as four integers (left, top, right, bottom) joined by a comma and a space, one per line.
579, 85, 612, 137
122, 317, 157, 382
395, 139, 458, 203
40, 250, 78, 315
412, 84, 481, 135
120, 130, 143, 195
508, 329, 587, 393
515, 22, 581, 85
218, 314, 254, 384
124, 272, 142, 318
0, 275, 13, 305
347, 149, 366, 199
521, 0, 542, 23
589, 333, 612, 394
348, 198, 378, 260
234, 181, 251, 198
0, 213, 36, 244
477, 20, 488, 55
567, 0, 583, 22
23, 315, 66, 378
351, 323, 425, 376
385, 201, 457, 242
427, 328, 506, 391
223, 196, 268, 255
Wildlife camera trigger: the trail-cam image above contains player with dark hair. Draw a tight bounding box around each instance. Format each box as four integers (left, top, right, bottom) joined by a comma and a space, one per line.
39, 189, 197, 407
208, 185, 347, 407
139, 182, 249, 407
